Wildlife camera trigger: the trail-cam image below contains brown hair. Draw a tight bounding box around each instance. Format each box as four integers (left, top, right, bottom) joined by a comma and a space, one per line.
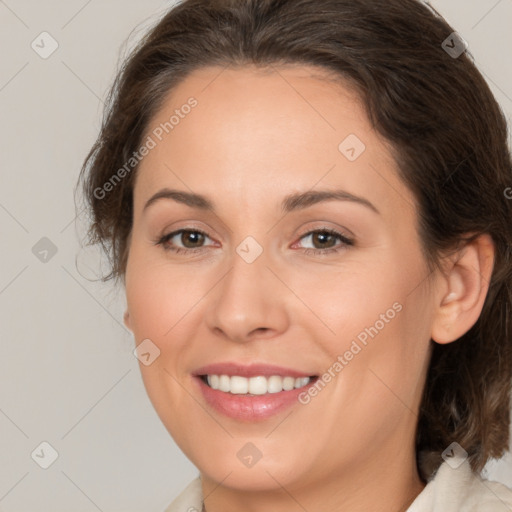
77, 0, 512, 478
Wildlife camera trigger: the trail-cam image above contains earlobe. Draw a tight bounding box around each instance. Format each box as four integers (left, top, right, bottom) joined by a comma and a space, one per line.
431, 234, 494, 345
123, 310, 132, 331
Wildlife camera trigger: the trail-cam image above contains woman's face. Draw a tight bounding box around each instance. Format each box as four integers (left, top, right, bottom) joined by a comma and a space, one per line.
124, 64, 437, 492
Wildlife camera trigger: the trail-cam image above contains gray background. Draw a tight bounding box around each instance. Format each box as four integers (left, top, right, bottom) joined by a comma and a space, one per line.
0, 1, 511, 510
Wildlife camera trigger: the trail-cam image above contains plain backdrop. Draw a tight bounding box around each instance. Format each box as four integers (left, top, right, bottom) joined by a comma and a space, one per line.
0, 0, 511, 510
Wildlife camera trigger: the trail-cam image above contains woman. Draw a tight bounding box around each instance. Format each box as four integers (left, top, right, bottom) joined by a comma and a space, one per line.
78, 0, 512, 510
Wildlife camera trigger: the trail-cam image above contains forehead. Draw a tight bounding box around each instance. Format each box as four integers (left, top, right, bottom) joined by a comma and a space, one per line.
143, 63, 369, 155
134, 64, 414, 221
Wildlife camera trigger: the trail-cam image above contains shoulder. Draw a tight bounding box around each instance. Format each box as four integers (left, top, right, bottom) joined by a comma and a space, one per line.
162, 476, 203, 512
408, 458, 512, 512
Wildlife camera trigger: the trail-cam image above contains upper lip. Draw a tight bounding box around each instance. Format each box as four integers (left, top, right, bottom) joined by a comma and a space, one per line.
193, 362, 316, 378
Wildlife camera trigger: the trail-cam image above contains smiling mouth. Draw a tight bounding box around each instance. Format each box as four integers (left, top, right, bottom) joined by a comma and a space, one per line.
200, 374, 318, 395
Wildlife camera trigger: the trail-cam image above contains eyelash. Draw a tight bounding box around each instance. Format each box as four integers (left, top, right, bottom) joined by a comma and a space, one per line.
153, 227, 354, 256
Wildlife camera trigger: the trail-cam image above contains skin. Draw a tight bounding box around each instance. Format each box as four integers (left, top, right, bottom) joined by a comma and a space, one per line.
122, 64, 494, 512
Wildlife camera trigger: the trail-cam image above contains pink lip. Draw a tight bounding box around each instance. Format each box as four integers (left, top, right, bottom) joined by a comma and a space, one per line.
193, 362, 315, 378
192, 362, 318, 422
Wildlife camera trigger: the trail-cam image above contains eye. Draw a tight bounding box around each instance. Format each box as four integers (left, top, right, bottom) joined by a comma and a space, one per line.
154, 227, 354, 256
295, 228, 354, 255
154, 228, 215, 254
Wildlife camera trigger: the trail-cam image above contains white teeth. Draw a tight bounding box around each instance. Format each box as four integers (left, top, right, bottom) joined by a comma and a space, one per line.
267, 375, 283, 393
218, 375, 230, 392
248, 376, 267, 395
282, 376, 295, 391
295, 377, 311, 388
230, 376, 248, 394
209, 375, 220, 390
205, 374, 312, 394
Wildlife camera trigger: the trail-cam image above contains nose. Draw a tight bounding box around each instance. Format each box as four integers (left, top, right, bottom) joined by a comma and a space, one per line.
205, 247, 290, 344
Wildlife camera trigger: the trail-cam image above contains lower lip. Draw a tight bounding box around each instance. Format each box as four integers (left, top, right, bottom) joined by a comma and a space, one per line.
194, 376, 316, 421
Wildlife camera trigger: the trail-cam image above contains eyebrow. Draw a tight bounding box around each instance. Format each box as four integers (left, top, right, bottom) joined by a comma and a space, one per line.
143, 188, 380, 215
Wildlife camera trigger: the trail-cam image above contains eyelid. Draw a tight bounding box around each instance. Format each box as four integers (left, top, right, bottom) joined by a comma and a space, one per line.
292, 226, 354, 250
154, 227, 216, 249
292, 220, 353, 241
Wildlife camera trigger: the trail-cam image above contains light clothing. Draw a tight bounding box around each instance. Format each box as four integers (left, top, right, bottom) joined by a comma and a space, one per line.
164, 458, 512, 512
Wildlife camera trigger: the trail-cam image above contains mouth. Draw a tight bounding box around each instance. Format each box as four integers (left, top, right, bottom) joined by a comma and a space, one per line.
199, 374, 316, 395
192, 363, 319, 421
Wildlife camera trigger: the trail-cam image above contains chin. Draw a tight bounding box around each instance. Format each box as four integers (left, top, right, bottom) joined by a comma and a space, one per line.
186, 439, 308, 491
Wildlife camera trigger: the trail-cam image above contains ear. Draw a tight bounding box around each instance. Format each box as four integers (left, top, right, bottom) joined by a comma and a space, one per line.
123, 310, 132, 331
431, 233, 495, 344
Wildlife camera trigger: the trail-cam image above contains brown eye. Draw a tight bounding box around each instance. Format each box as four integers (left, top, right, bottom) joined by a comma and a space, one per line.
180, 230, 206, 248
310, 231, 338, 249
155, 228, 214, 254
298, 229, 353, 251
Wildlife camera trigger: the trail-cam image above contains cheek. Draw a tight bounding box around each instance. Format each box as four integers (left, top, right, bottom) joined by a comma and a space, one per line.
125, 248, 210, 338
293, 250, 431, 392
281, 257, 404, 344
124, 255, 208, 439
